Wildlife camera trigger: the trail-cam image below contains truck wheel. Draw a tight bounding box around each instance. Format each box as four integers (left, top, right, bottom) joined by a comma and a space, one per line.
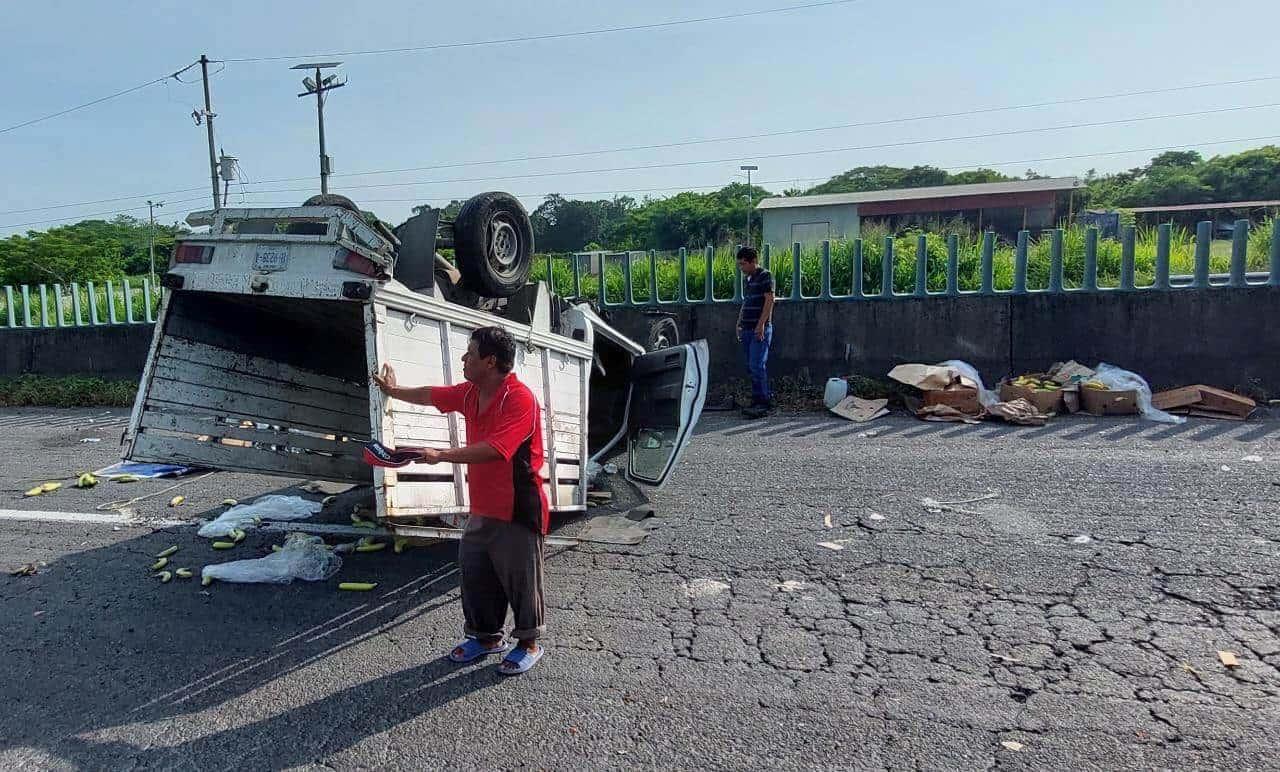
302, 194, 361, 212
647, 316, 679, 351
454, 192, 534, 298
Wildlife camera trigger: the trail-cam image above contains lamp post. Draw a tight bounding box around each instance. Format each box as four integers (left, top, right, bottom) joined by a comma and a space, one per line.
740, 164, 758, 248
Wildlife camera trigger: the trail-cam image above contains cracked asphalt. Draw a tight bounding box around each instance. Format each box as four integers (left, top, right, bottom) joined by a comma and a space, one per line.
2, 407, 1279, 770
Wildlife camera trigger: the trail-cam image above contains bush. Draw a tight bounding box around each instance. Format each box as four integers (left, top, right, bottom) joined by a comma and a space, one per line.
0, 375, 137, 407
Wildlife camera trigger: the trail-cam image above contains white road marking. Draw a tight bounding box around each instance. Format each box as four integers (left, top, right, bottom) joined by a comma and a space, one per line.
0, 508, 187, 528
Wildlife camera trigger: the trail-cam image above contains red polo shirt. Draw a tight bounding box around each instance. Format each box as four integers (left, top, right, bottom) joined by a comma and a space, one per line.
431, 373, 550, 534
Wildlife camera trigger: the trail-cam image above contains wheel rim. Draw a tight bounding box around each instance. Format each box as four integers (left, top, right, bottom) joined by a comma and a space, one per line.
488, 216, 521, 277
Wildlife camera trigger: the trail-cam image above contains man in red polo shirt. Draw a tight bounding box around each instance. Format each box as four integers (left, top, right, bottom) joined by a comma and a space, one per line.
372, 326, 549, 675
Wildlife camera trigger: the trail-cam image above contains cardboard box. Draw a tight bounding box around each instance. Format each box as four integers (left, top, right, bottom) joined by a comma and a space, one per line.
999, 377, 1065, 415
923, 386, 982, 415
1080, 386, 1139, 416
1153, 385, 1256, 418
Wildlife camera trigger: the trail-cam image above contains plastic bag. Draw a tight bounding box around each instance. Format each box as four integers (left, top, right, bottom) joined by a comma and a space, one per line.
201, 533, 341, 585
1094, 362, 1185, 424
197, 495, 322, 539
938, 360, 1000, 408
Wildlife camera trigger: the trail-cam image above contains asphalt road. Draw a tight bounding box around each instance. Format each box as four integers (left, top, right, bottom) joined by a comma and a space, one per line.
2, 407, 1279, 770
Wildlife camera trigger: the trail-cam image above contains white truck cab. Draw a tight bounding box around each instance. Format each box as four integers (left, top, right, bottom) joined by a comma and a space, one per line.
124, 198, 707, 534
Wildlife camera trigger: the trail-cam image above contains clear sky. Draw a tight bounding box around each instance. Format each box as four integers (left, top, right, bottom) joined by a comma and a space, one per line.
2, 0, 1278, 235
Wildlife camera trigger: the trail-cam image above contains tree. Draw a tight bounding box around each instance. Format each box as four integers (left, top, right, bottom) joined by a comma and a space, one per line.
0, 215, 185, 285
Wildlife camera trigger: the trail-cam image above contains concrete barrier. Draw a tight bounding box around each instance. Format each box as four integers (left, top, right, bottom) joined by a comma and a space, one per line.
608, 285, 1280, 397
0, 324, 154, 380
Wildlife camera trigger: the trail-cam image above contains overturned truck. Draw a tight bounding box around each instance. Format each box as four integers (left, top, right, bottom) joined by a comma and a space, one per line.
123, 192, 707, 535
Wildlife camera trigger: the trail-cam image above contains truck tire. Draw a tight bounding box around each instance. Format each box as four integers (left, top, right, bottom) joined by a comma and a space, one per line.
454, 192, 534, 298
647, 316, 679, 351
301, 194, 361, 212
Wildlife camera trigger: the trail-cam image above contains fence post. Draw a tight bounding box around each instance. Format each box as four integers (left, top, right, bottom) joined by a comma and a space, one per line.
123, 279, 136, 323
676, 248, 688, 303
1048, 229, 1064, 293
1229, 219, 1249, 288
945, 234, 959, 296
39, 285, 50, 327
820, 240, 833, 299
71, 283, 84, 326
546, 253, 554, 294
143, 279, 154, 323
979, 232, 994, 295
880, 237, 895, 299
54, 285, 66, 326
704, 246, 715, 303
623, 253, 636, 306
914, 235, 928, 297
88, 281, 102, 324
1012, 231, 1029, 294
105, 280, 119, 324
21, 285, 33, 327
733, 246, 744, 303
762, 243, 771, 272
1192, 221, 1212, 289
1082, 228, 1098, 291
4, 286, 14, 328
1270, 218, 1280, 287
1119, 226, 1136, 291
851, 239, 864, 298
571, 255, 583, 300
1155, 223, 1172, 289
791, 242, 803, 301
647, 250, 659, 305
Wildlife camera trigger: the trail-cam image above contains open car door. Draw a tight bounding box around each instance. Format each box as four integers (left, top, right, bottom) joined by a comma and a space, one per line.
625, 340, 709, 487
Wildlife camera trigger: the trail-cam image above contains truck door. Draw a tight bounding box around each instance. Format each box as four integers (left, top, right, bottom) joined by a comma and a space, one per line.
624, 340, 708, 486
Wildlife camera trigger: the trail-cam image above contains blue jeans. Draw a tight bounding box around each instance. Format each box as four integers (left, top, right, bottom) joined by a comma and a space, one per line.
739, 324, 772, 407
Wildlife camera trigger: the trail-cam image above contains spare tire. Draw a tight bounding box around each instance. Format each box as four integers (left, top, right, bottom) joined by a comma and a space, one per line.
302, 193, 361, 212
453, 192, 534, 298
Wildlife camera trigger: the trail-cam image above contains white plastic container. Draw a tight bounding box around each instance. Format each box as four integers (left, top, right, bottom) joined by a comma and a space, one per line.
824, 377, 849, 409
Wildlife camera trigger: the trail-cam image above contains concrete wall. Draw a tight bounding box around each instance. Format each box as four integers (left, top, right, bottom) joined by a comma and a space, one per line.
0, 325, 154, 380
761, 203, 860, 249
608, 286, 1280, 397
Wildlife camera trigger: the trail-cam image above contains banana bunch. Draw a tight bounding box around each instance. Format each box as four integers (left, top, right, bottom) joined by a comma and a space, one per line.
1012, 375, 1061, 392
1082, 380, 1108, 391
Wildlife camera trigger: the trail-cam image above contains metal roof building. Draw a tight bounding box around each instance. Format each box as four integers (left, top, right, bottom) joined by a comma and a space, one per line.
755, 177, 1082, 246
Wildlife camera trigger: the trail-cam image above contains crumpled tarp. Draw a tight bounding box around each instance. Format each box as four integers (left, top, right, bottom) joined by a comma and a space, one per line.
197, 495, 322, 539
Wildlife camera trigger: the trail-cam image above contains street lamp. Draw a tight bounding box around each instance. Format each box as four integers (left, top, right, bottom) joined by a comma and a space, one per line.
740, 165, 758, 248
293, 62, 346, 195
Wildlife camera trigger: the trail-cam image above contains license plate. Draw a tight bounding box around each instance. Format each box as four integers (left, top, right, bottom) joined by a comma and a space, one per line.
253, 246, 290, 272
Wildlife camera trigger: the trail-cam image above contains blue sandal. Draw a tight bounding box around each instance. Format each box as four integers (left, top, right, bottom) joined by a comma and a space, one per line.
449, 637, 510, 663
498, 645, 545, 675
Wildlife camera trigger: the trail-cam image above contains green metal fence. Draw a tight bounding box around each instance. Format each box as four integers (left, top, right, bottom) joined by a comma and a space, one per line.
0, 278, 162, 329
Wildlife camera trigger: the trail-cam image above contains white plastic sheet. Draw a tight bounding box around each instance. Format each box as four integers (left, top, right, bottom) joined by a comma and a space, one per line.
1094, 362, 1185, 424
201, 533, 341, 585
938, 360, 1001, 408
197, 495, 322, 539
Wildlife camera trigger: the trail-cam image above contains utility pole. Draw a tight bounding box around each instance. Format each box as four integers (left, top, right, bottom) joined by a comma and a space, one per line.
293, 62, 346, 195
740, 164, 759, 248
199, 55, 221, 210
147, 200, 164, 284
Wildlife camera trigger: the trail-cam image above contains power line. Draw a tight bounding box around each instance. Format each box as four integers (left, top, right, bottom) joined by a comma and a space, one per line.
0, 62, 200, 136
7, 72, 1277, 216
0, 195, 211, 231
225, 102, 1280, 195
222, 0, 861, 63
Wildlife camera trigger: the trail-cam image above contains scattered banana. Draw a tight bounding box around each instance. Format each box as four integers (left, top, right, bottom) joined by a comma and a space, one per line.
76, 473, 98, 489
24, 486, 44, 497
202, 575, 214, 586
356, 541, 387, 553
394, 537, 408, 554
174, 568, 193, 579
155, 545, 179, 559
115, 474, 140, 484
211, 541, 236, 550
271, 544, 283, 553
230, 529, 246, 544
338, 582, 377, 591
157, 571, 173, 583
1083, 380, 1108, 390
40, 482, 61, 493
222, 498, 238, 507
169, 496, 185, 508
151, 557, 169, 571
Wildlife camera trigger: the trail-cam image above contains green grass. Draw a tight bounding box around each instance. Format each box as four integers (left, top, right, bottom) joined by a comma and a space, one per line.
532, 219, 1279, 302
0, 375, 137, 407
0, 276, 161, 327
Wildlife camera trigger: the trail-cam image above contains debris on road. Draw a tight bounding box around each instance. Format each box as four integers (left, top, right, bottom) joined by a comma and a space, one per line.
578, 516, 649, 545
868, 513, 885, 521
168, 496, 185, 508
1242, 455, 1263, 463
76, 473, 98, 489
859, 429, 881, 438
79, 437, 102, 444
211, 541, 237, 550
299, 481, 358, 495
155, 545, 179, 558
682, 578, 730, 598
201, 533, 341, 585
830, 396, 889, 423
1089, 363, 1183, 423
775, 580, 806, 593
1000, 740, 1025, 752
338, 582, 377, 591
890, 362, 990, 422
816, 541, 845, 551
23, 486, 45, 497
1071, 535, 1093, 545
1153, 385, 1256, 421
94, 462, 197, 480
1221, 465, 1232, 472
221, 498, 238, 506
922, 491, 999, 515
174, 568, 194, 579
999, 373, 1065, 415
1218, 650, 1240, 668
197, 495, 321, 539
824, 376, 849, 409
10, 561, 44, 577
151, 557, 169, 571
157, 571, 173, 583
986, 398, 1051, 426
822, 510, 833, 529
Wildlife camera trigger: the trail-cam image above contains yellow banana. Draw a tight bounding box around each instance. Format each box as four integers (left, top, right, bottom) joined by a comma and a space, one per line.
338, 582, 377, 591
40, 482, 61, 493
158, 571, 173, 583
169, 496, 185, 508
155, 545, 179, 559
202, 575, 214, 586
76, 473, 98, 488
211, 541, 236, 550
356, 542, 387, 553
24, 487, 43, 497
222, 498, 238, 506
175, 568, 193, 579
151, 557, 169, 570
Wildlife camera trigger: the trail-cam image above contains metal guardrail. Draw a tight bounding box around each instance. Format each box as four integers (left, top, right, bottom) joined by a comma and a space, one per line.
546, 219, 1280, 309
0, 278, 162, 330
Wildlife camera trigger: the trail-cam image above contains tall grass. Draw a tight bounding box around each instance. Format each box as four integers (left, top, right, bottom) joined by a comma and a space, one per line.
531, 219, 1278, 301
0, 278, 161, 327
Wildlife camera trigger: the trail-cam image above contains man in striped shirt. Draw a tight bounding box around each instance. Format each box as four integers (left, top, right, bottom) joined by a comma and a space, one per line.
736, 246, 776, 418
